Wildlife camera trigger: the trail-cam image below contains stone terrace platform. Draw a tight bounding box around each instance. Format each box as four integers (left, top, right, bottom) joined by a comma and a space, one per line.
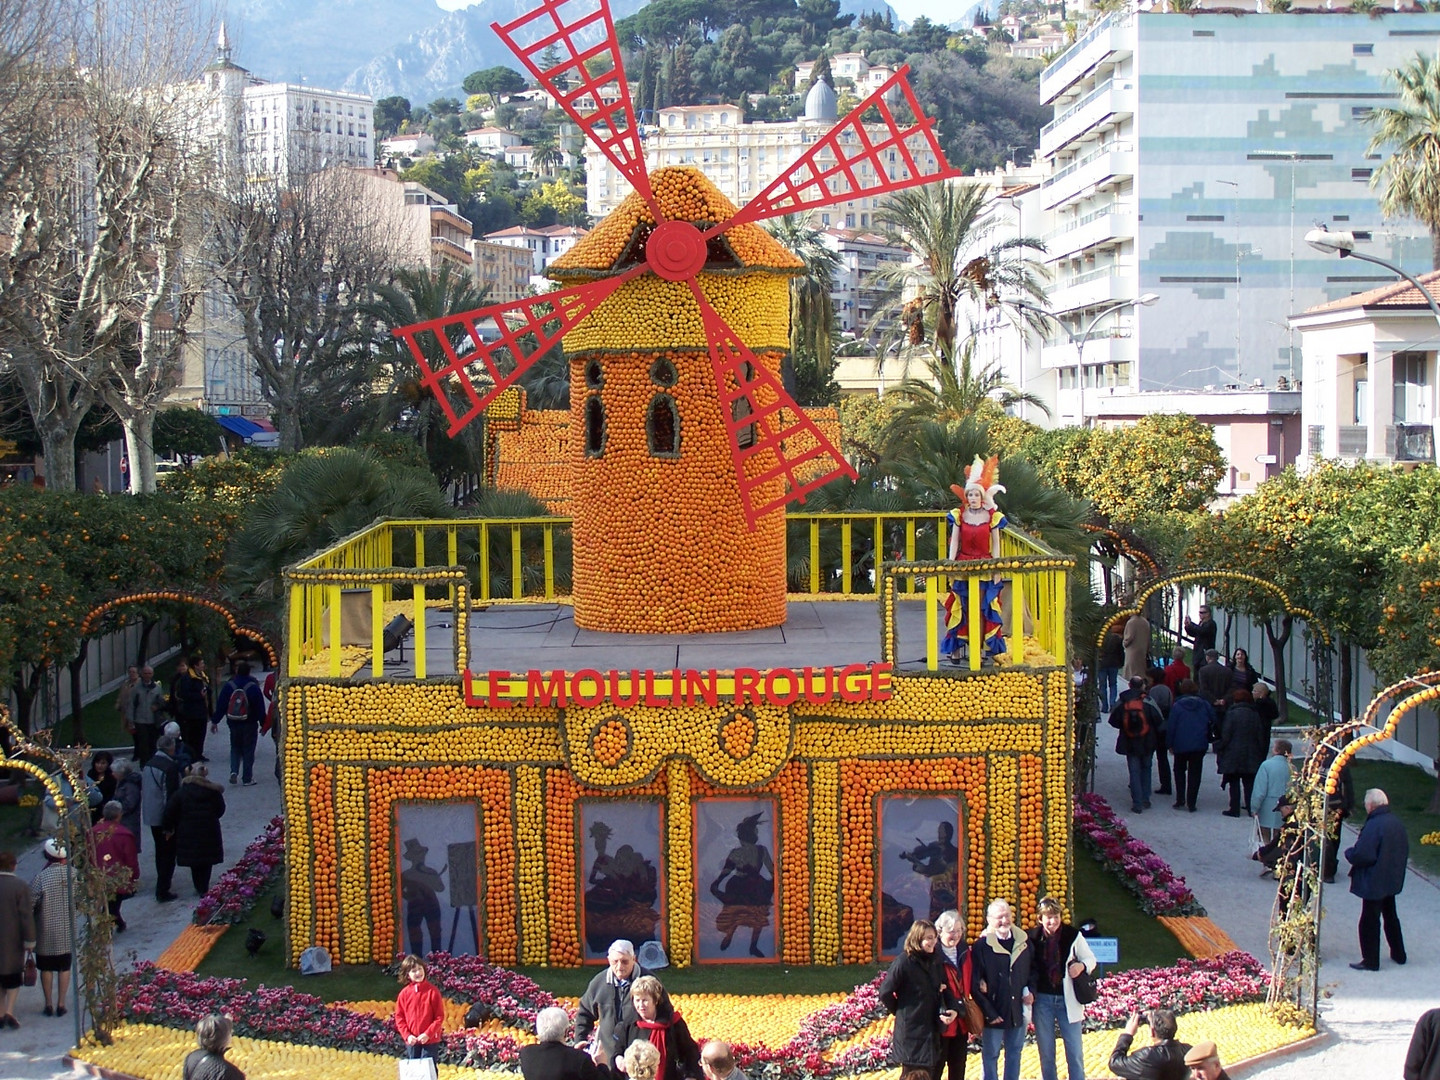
374, 598, 944, 678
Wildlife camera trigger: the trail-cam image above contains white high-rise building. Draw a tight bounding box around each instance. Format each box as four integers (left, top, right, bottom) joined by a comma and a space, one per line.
198, 25, 375, 184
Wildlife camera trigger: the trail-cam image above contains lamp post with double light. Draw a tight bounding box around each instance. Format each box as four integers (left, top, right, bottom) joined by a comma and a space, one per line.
1071, 293, 1160, 426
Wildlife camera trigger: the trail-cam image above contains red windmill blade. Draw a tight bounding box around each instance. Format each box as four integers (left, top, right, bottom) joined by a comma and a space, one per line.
686, 279, 858, 525
392, 270, 640, 436
491, 0, 660, 219
708, 66, 959, 234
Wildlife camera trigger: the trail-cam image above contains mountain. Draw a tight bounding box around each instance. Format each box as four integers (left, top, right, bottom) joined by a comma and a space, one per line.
341, 0, 651, 106
222, 0, 447, 89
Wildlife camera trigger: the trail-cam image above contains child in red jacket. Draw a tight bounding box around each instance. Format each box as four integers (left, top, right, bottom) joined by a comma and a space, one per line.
395, 954, 445, 1064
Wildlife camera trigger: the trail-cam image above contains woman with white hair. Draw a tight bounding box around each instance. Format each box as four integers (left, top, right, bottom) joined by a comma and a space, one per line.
30, 840, 75, 1017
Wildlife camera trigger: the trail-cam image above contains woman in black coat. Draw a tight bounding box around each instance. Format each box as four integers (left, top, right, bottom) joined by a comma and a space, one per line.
163, 766, 226, 896
877, 919, 958, 1076
1215, 688, 1266, 818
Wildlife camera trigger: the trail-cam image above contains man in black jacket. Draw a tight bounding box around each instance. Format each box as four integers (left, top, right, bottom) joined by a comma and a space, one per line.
1108, 1008, 1190, 1080
573, 939, 652, 1067
523, 1006, 606, 1080
1406, 1007, 1440, 1080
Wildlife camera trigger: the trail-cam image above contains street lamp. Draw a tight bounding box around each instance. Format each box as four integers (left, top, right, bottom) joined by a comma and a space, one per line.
1071, 293, 1160, 425
1305, 227, 1440, 330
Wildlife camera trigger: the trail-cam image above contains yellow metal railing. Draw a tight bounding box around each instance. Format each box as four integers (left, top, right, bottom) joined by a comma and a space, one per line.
286, 514, 1070, 677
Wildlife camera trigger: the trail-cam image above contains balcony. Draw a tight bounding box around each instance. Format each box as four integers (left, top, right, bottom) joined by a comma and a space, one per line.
1040, 12, 1133, 103
1045, 266, 1136, 315
1039, 78, 1136, 159
1040, 144, 1134, 211
1044, 203, 1135, 261
1040, 332, 1136, 372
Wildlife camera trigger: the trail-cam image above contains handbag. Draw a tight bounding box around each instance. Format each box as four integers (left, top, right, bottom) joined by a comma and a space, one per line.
959, 989, 985, 1036
398, 1058, 438, 1080
22, 954, 36, 988
1248, 819, 1264, 860
1069, 943, 1099, 1005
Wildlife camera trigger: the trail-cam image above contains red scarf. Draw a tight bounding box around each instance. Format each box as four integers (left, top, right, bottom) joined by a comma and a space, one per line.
638, 1014, 677, 1079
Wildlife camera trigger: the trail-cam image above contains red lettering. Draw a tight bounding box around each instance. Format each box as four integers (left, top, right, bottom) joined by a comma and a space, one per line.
838, 663, 867, 703
764, 668, 799, 707
487, 670, 517, 708
571, 669, 605, 707
871, 662, 894, 702
608, 670, 642, 708
463, 668, 485, 706
801, 666, 835, 705
734, 668, 760, 706
526, 669, 567, 708
643, 670, 669, 708
686, 670, 719, 706
804, 667, 833, 704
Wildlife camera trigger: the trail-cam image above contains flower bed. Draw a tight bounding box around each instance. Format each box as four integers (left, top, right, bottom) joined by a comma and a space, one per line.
116, 938, 1272, 1077
1083, 950, 1270, 1031
194, 815, 285, 926
1073, 792, 1206, 916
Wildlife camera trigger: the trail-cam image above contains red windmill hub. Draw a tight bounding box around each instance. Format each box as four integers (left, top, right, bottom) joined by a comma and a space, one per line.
391, 0, 962, 529
646, 220, 709, 281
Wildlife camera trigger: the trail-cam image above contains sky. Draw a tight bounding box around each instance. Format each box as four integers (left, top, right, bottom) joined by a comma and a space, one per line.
434, 0, 970, 29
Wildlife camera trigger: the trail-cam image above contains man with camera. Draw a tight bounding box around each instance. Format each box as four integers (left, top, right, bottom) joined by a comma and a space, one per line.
1108, 1008, 1191, 1080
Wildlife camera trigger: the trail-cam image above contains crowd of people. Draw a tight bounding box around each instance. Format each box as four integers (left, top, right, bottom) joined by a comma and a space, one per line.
0, 654, 281, 1026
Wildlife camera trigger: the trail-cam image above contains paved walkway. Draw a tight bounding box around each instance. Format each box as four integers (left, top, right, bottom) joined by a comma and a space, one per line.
0, 730, 283, 1078
1090, 739, 1438, 1078
3, 718, 1434, 1077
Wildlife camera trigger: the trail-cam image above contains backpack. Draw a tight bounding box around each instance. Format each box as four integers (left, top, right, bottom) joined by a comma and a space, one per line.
1121, 697, 1150, 740
226, 686, 251, 723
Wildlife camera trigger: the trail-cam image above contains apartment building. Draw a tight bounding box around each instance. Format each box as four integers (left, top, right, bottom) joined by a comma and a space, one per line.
484, 224, 590, 279
199, 26, 374, 183
1033, 9, 1436, 448
358, 171, 476, 275
471, 239, 534, 304
583, 82, 937, 225
821, 228, 911, 339
182, 26, 376, 417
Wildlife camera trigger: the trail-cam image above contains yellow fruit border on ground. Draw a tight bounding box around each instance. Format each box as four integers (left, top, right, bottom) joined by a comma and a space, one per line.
67, 1002, 1317, 1080
281, 667, 1075, 968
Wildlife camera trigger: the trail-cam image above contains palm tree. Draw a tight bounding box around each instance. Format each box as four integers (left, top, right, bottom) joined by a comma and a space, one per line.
881, 418, 1089, 556
763, 213, 842, 402
530, 131, 563, 177
870, 181, 1049, 361
1368, 52, 1440, 269
884, 339, 1050, 443
363, 264, 492, 487
228, 449, 454, 598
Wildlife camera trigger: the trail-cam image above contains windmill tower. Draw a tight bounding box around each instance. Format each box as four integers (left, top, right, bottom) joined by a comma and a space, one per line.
392, 0, 960, 634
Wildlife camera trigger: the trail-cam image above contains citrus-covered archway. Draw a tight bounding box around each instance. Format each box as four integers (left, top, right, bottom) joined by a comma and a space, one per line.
79, 591, 278, 670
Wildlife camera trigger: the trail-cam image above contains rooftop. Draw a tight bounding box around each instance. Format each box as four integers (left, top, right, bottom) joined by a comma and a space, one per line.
1301, 269, 1440, 314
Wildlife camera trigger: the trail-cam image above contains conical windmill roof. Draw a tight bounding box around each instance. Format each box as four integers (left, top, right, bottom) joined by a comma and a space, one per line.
550, 166, 803, 280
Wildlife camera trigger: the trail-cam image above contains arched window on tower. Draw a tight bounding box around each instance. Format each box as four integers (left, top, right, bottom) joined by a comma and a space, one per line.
647, 394, 680, 457
732, 361, 756, 449
584, 395, 606, 457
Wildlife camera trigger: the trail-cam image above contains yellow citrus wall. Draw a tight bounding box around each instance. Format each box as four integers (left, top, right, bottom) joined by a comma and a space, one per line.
282, 668, 1073, 968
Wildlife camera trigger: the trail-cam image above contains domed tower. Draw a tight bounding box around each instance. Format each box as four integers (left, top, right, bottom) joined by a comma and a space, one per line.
548, 167, 803, 634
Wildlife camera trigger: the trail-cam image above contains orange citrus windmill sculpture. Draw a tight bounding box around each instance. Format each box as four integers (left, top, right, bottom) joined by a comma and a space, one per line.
392, 0, 961, 633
